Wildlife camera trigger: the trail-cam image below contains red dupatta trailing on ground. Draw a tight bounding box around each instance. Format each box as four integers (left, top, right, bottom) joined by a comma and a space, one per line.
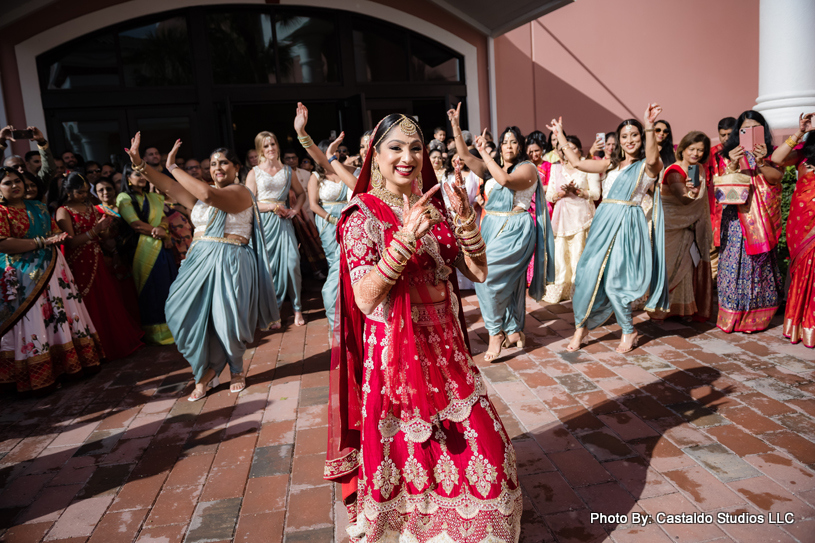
325, 130, 471, 487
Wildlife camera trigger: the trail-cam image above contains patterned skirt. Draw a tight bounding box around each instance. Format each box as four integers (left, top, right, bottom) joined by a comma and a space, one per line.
784, 240, 815, 346
348, 297, 522, 542
0, 252, 104, 392
716, 206, 782, 332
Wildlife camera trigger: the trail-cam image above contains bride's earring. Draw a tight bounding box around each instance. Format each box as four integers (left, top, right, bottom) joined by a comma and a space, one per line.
371, 160, 383, 189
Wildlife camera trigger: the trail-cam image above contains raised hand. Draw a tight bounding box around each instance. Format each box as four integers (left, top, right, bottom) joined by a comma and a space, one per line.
443, 156, 472, 218
125, 132, 142, 165
95, 215, 113, 233
446, 102, 462, 130
545, 117, 563, 138
27, 127, 46, 145
474, 128, 489, 154
294, 102, 309, 135
327, 132, 345, 158
0, 126, 11, 143
402, 184, 442, 239
644, 103, 662, 127
800, 112, 815, 133
753, 143, 768, 160
167, 139, 182, 170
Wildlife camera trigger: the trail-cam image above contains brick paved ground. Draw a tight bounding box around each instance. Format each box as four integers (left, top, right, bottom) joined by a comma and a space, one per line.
1, 284, 815, 543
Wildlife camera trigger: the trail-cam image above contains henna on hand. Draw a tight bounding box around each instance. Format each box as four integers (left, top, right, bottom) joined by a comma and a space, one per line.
353, 267, 393, 312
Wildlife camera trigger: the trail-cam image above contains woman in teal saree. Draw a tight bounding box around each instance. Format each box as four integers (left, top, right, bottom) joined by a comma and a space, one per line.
125, 136, 279, 402
448, 103, 555, 361
550, 104, 669, 353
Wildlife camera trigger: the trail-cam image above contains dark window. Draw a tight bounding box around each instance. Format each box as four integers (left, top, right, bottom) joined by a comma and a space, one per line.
119, 17, 194, 87
275, 13, 340, 84
47, 34, 119, 89
61, 120, 122, 163
353, 22, 408, 82
206, 11, 276, 84
410, 35, 461, 82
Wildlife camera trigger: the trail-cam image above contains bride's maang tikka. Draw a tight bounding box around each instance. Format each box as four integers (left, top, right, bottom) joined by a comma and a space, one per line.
374, 114, 422, 148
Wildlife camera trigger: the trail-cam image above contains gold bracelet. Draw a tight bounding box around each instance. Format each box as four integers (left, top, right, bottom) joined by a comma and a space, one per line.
297, 135, 314, 149
785, 136, 800, 149
132, 161, 146, 172
392, 229, 417, 251
382, 249, 406, 273
389, 239, 413, 261
376, 258, 401, 280
464, 247, 486, 258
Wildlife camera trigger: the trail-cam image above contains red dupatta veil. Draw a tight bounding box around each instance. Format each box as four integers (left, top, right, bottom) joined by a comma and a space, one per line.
325, 118, 472, 489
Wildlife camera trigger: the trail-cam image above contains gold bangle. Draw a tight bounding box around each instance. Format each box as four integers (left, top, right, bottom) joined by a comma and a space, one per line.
374, 266, 397, 285
132, 161, 146, 172
464, 248, 486, 258
383, 248, 407, 272
392, 229, 417, 250
785, 136, 800, 149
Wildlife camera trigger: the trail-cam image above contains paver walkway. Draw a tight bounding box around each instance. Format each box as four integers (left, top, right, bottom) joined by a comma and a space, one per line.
1, 285, 814, 543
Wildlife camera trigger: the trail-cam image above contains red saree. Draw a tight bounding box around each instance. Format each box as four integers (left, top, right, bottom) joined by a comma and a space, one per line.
62, 206, 144, 360
784, 171, 815, 346
326, 134, 522, 542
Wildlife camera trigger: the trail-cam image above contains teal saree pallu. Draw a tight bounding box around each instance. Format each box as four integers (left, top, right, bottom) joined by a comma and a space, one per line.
317, 184, 349, 330
166, 194, 279, 382
475, 168, 554, 336
572, 162, 668, 331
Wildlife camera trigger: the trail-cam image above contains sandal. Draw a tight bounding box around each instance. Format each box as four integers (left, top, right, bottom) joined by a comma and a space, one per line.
502, 331, 526, 349
230, 372, 246, 394
188, 369, 219, 402
616, 332, 639, 354
566, 328, 587, 352
484, 332, 505, 362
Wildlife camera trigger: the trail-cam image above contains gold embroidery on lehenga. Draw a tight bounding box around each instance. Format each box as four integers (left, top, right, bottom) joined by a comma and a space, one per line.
465, 454, 497, 498
373, 457, 400, 500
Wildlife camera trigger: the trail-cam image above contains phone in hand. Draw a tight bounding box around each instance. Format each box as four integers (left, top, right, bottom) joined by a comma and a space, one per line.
11, 129, 33, 140
738, 125, 765, 153
688, 164, 700, 188
596, 132, 605, 144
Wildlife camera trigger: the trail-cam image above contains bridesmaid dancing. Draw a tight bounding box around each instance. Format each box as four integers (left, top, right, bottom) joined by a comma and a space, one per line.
293, 104, 356, 334
116, 163, 178, 344
552, 104, 669, 353
246, 131, 307, 326
126, 136, 279, 401
448, 103, 554, 361
56, 173, 144, 360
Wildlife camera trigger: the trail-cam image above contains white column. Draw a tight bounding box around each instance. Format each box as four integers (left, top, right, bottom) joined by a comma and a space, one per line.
754, 0, 815, 131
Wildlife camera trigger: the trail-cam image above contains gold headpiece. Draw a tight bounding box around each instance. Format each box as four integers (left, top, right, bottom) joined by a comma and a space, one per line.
212, 153, 222, 160
374, 114, 423, 148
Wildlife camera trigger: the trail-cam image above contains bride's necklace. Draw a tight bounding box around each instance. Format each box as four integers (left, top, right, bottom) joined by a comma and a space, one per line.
369, 186, 419, 208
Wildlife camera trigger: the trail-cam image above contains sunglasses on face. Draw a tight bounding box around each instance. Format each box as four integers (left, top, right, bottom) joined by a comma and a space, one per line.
185, 165, 201, 171
654, 128, 669, 134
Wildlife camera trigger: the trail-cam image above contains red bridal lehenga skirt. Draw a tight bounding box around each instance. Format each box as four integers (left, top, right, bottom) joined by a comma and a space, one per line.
345, 296, 522, 543
784, 242, 815, 347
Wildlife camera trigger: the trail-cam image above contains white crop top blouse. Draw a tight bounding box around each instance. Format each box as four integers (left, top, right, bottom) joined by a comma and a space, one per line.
483, 179, 536, 210
318, 178, 346, 203
191, 200, 253, 239
254, 166, 289, 202
602, 166, 656, 203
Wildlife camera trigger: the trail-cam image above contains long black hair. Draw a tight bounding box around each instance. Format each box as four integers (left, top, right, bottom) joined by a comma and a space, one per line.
721, 110, 774, 160
655, 120, 676, 167
120, 163, 151, 223
497, 126, 527, 166
608, 118, 646, 171
0, 167, 22, 204
23, 171, 46, 202
57, 172, 90, 208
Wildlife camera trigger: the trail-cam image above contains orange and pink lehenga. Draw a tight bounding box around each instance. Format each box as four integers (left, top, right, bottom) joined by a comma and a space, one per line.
325, 143, 522, 542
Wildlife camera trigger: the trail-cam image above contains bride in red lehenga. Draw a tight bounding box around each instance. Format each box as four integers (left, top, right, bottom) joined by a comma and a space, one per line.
302, 104, 522, 542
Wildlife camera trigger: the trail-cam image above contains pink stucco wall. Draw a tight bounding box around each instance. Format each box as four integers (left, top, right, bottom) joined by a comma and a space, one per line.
495, 0, 760, 150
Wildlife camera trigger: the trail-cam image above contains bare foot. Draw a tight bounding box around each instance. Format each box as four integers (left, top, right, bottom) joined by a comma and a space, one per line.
484, 333, 504, 362
294, 311, 306, 326
616, 331, 638, 353
566, 328, 587, 352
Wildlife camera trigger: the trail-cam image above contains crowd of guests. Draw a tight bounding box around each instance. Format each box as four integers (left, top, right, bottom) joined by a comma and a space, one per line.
1, 104, 815, 396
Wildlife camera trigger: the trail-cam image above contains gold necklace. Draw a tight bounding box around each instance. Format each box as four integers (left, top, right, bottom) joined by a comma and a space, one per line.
369, 186, 419, 208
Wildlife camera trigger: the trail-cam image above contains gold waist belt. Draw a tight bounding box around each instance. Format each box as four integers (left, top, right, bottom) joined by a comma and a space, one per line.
602, 199, 639, 206
321, 200, 348, 206
484, 209, 526, 216
191, 235, 248, 246
259, 199, 285, 204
